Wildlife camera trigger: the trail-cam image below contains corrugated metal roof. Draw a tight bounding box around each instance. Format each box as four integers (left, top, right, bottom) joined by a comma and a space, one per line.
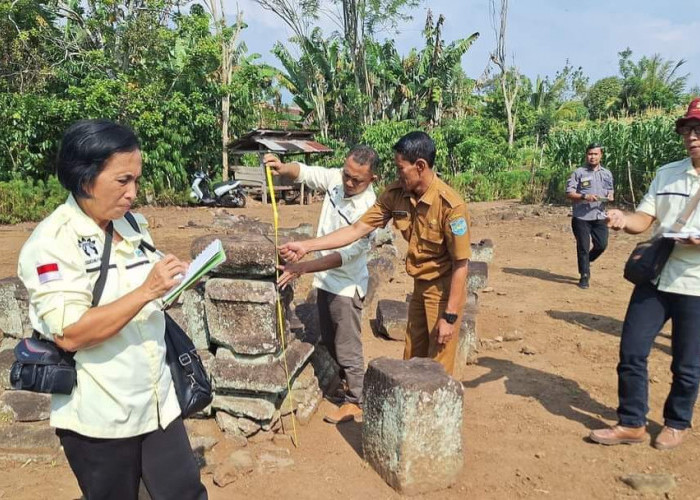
228, 129, 333, 154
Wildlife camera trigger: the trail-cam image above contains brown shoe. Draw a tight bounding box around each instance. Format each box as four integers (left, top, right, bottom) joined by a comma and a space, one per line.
654, 426, 687, 450
589, 425, 649, 445
324, 403, 362, 424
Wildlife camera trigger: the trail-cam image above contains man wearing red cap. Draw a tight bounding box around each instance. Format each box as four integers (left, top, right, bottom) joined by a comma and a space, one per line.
589, 98, 700, 451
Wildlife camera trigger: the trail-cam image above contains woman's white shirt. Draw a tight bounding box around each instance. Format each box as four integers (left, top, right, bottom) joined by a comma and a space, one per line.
17, 195, 180, 438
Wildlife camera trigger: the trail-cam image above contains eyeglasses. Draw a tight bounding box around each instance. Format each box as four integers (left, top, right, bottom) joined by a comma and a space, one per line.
677, 124, 700, 137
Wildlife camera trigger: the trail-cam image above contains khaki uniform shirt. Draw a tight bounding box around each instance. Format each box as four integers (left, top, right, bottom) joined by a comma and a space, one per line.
637, 157, 700, 297
359, 175, 471, 280
296, 163, 376, 298
17, 195, 180, 438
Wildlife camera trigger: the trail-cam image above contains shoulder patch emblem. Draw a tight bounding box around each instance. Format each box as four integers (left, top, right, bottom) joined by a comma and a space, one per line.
78, 237, 99, 257
37, 263, 62, 284
449, 217, 468, 236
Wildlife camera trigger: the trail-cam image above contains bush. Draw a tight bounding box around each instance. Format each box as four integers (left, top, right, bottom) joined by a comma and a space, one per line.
0, 177, 67, 224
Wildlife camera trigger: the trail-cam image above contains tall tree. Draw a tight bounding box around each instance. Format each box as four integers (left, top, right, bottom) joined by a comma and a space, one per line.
489, 0, 518, 147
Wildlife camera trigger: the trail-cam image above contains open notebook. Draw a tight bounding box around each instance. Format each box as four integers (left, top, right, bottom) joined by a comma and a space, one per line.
162, 239, 226, 306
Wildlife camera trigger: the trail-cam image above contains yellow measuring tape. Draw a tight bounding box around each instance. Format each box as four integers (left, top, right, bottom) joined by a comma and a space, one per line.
265, 165, 299, 447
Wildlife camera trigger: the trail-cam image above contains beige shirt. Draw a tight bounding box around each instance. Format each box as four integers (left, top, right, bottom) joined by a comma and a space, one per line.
637, 157, 700, 296
296, 164, 376, 298
17, 195, 180, 438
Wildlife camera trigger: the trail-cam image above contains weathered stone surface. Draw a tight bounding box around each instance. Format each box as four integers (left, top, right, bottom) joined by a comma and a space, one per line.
310, 343, 339, 393
455, 312, 478, 372
205, 278, 279, 355
255, 447, 294, 470
470, 239, 494, 263
362, 357, 464, 496
192, 234, 283, 278
0, 391, 50, 422
212, 339, 314, 394
365, 257, 396, 314
237, 417, 262, 437
190, 435, 219, 454
0, 421, 60, 449
375, 300, 408, 341
467, 261, 489, 292
0, 348, 16, 390
215, 411, 243, 435
212, 213, 313, 240
371, 226, 395, 248
213, 449, 255, 487
180, 284, 209, 350
212, 394, 277, 421
0, 277, 31, 338
621, 473, 676, 494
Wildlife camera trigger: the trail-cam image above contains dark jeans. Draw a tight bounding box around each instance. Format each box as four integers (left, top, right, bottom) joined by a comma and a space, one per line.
57, 417, 207, 500
617, 282, 700, 430
571, 217, 608, 276
317, 288, 365, 404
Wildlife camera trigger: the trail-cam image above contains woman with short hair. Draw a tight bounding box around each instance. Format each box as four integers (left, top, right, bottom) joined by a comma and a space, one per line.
18, 119, 207, 499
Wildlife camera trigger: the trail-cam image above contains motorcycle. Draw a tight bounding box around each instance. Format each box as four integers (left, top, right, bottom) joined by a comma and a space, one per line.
189, 171, 246, 208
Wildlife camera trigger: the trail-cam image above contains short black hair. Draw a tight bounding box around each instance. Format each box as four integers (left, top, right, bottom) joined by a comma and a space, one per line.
57, 119, 140, 199
347, 145, 379, 173
392, 131, 436, 168
586, 143, 603, 153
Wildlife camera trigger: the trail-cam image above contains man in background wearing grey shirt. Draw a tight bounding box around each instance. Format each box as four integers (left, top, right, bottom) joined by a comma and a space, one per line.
565, 143, 614, 289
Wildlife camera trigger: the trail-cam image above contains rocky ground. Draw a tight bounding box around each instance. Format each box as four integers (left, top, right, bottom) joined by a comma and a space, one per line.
0, 198, 698, 499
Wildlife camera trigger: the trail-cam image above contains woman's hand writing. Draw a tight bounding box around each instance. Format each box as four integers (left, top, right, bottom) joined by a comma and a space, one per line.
139, 254, 188, 301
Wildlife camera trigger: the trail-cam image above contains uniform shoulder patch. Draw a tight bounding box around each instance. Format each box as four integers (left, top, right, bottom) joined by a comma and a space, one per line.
437, 182, 465, 208
449, 217, 468, 236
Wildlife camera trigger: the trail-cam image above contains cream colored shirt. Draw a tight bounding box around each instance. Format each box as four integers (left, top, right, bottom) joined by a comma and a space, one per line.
296, 163, 376, 298
637, 157, 700, 296
17, 195, 180, 438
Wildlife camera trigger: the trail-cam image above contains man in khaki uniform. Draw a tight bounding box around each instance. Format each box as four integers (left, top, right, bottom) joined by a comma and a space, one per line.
280, 131, 471, 374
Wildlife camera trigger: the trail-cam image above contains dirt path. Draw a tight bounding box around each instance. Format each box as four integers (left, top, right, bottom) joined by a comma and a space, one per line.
0, 199, 698, 499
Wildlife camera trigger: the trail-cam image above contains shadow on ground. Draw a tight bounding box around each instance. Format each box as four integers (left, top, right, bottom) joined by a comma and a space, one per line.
546, 310, 671, 355
336, 419, 363, 459
502, 267, 578, 285
463, 356, 618, 430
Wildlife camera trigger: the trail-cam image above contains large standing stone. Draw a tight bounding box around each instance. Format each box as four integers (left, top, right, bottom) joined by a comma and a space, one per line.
470, 239, 494, 263
212, 339, 314, 394
455, 311, 478, 372
205, 278, 279, 355
0, 391, 51, 422
0, 277, 31, 338
362, 357, 464, 496
192, 234, 281, 278
467, 261, 489, 292
364, 256, 396, 314
180, 284, 209, 350
375, 300, 408, 341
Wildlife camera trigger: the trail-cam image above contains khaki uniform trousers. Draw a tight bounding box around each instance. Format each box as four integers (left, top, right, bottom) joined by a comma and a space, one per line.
405, 274, 465, 375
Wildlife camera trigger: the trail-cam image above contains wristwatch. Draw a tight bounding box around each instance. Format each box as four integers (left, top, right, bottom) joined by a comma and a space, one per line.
442, 312, 458, 325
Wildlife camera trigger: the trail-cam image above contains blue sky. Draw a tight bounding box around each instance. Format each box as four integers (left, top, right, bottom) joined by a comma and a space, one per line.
225, 0, 699, 93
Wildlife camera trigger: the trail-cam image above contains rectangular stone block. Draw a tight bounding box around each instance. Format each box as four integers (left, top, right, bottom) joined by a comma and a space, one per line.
0, 391, 51, 422
180, 284, 210, 350
467, 261, 489, 293
205, 278, 279, 355
362, 358, 464, 496
192, 234, 279, 278
0, 277, 32, 338
375, 300, 408, 341
212, 339, 314, 394
212, 394, 277, 421
470, 239, 494, 263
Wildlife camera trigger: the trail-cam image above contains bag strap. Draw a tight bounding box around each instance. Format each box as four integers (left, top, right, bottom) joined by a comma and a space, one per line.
671, 188, 700, 232
91, 221, 113, 307
123, 212, 157, 254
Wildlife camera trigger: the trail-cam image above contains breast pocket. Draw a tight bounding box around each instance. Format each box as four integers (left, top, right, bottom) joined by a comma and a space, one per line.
579, 177, 593, 193
392, 211, 411, 233
419, 226, 444, 256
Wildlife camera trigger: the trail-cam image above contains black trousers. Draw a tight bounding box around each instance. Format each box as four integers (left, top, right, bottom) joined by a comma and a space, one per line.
571, 217, 608, 276
317, 288, 365, 404
617, 282, 700, 430
57, 417, 207, 500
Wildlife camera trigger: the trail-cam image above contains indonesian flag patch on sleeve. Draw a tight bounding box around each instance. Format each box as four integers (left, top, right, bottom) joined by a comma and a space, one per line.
36, 263, 62, 284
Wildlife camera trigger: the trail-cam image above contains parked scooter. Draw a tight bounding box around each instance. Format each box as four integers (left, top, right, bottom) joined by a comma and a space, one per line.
189, 171, 246, 208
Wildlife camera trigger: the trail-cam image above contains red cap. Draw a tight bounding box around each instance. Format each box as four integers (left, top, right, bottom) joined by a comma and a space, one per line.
676, 98, 700, 130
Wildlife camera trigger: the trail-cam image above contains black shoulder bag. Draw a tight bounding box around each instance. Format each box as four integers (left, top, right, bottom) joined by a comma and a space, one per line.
624, 189, 700, 285
10, 223, 114, 394
123, 212, 213, 418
